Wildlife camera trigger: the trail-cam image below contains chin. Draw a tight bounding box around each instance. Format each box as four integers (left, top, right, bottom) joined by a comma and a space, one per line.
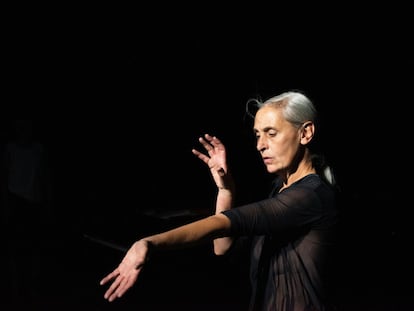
266, 166, 277, 174
266, 164, 282, 174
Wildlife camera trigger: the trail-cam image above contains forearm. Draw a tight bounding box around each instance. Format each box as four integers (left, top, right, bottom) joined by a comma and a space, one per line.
142, 214, 230, 250
215, 188, 233, 213
214, 188, 235, 255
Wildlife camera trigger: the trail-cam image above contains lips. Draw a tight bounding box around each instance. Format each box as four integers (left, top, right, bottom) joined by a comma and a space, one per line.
263, 157, 272, 164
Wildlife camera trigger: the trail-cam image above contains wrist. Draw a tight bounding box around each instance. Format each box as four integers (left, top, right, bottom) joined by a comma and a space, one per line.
218, 186, 234, 193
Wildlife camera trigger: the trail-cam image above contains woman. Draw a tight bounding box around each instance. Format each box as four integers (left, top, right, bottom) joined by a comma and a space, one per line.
100, 90, 339, 310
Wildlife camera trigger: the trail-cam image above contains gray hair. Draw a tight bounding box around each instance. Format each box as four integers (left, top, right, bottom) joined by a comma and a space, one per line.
246, 91, 317, 128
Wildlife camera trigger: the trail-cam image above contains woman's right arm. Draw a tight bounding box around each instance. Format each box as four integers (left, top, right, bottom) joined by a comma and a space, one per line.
192, 134, 236, 255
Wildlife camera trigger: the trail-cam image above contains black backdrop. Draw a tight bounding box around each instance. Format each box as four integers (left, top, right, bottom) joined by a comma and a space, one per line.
2, 3, 413, 309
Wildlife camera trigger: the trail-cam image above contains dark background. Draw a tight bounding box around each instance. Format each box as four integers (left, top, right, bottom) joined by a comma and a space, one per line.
1, 3, 413, 310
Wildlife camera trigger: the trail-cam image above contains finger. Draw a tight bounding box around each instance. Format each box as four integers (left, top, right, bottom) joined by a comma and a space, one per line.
192, 149, 210, 164
108, 272, 138, 301
204, 133, 214, 141
198, 137, 213, 150
116, 267, 141, 299
191, 148, 201, 156
210, 136, 223, 147
108, 289, 120, 302
116, 276, 134, 299
105, 275, 123, 301
204, 135, 220, 149
100, 269, 119, 285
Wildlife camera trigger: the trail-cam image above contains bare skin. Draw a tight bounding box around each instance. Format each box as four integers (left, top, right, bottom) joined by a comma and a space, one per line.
192, 134, 235, 254
100, 215, 230, 301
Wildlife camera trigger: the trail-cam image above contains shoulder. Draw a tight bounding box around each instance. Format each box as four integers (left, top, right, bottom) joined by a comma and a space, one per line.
281, 174, 337, 209
295, 174, 336, 196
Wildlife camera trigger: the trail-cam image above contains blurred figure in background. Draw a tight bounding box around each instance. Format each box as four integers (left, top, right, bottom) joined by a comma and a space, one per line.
1, 119, 54, 305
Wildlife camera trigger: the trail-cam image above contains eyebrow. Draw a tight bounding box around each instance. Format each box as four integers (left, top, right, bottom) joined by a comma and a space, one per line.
253, 126, 276, 133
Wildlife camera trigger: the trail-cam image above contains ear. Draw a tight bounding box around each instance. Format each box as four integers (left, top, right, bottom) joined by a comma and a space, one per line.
300, 121, 315, 145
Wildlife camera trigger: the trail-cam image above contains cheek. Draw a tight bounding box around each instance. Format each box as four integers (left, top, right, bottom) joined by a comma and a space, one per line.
271, 139, 289, 154
274, 140, 298, 160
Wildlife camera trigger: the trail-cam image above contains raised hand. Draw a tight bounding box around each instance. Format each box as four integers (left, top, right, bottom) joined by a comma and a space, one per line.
192, 134, 234, 190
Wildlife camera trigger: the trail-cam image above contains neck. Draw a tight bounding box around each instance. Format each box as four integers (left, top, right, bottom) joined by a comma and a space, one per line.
280, 157, 315, 191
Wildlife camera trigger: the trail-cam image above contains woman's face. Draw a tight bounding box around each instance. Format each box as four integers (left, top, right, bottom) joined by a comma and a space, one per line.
253, 106, 303, 174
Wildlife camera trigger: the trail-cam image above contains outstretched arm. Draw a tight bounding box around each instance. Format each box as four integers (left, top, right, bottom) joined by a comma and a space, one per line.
192, 134, 235, 255
100, 213, 231, 302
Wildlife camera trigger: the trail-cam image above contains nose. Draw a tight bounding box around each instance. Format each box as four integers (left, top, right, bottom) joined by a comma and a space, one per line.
256, 137, 267, 153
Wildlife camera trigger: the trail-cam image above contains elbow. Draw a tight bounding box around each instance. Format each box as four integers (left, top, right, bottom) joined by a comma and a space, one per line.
210, 214, 232, 255
214, 248, 227, 256
214, 247, 226, 256
213, 238, 233, 256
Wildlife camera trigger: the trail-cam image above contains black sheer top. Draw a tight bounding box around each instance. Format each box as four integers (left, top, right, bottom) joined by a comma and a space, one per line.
222, 174, 338, 311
